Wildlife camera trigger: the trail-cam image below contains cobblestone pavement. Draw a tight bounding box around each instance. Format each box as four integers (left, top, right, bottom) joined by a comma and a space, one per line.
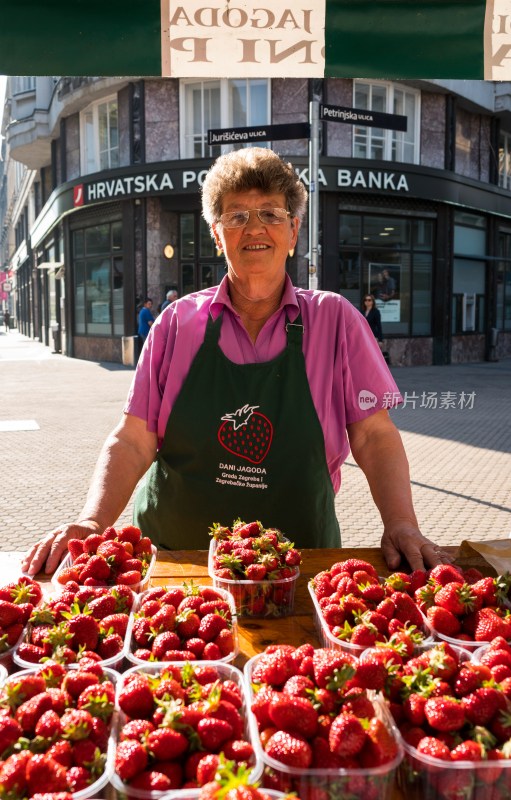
1, 330, 510, 554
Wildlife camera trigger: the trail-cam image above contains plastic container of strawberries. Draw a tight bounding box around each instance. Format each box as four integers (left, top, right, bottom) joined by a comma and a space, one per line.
2, 665, 119, 799
208, 538, 299, 618
398, 737, 511, 800
51, 544, 158, 594
124, 584, 239, 666
308, 581, 435, 657
111, 661, 262, 800
12, 594, 130, 671
244, 653, 403, 799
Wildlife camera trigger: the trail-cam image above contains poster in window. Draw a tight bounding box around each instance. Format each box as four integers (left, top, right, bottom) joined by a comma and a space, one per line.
369, 262, 401, 322
91, 301, 111, 324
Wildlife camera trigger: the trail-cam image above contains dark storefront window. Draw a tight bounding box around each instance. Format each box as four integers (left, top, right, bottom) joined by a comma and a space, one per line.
338, 212, 433, 335
72, 220, 124, 336
497, 231, 511, 332
452, 213, 486, 334
180, 213, 226, 294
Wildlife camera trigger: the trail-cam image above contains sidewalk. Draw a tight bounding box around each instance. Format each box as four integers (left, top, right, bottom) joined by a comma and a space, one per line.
1, 329, 510, 553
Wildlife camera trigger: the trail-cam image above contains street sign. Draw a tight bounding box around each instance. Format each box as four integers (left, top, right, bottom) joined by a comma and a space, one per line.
320, 103, 407, 132
207, 122, 310, 147
2, 281, 12, 292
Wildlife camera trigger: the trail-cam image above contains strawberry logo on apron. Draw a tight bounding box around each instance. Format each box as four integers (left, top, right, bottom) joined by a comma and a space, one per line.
218, 404, 273, 464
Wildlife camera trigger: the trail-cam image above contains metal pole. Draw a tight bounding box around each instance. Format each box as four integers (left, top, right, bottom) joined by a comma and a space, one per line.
308, 99, 319, 291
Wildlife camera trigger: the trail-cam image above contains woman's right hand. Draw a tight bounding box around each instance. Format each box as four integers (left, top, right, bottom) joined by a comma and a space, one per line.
21, 520, 102, 576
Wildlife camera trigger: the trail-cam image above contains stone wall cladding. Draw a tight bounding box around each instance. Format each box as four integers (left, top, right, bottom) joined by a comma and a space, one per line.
145, 79, 179, 163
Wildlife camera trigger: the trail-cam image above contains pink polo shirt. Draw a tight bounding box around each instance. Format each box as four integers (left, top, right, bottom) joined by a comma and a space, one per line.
125, 275, 402, 494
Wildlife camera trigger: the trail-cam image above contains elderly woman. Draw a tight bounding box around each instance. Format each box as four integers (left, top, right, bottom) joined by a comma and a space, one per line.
23, 147, 451, 575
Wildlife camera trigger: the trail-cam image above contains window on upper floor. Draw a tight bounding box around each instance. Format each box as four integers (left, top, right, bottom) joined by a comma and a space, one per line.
80, 96, 119, 175
12, 77, 36, 95
180, 79, 270, 159
499, 131, 511, 190
352, 81, 420, 165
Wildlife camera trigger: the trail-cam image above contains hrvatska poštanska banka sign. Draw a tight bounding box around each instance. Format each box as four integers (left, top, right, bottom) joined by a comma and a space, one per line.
0, 0, 511, 78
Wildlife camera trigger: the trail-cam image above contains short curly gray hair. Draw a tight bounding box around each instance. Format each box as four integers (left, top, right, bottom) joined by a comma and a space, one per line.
201, 147, 308, 227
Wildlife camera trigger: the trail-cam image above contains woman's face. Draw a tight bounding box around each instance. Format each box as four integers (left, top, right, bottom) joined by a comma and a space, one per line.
212, 189, 299, 286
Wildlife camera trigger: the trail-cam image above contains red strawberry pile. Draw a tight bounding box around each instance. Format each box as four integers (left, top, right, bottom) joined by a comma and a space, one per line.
56, 524, 154, 588
248, 644, 401, 800
114, 663, 255, 793
415, 564, 511, 646
310, 558, 432, 651
0, 577, 42, 656
0, 660, 115, 797
15, 583, 134, 666
129, 582, 236, 662
209, 520, 301, 617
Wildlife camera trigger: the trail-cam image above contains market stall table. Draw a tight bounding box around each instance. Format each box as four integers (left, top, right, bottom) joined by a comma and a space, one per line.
0, 546, 459, 800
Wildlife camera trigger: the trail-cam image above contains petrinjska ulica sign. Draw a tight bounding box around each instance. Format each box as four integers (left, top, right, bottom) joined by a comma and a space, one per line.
161, 0, 325, 77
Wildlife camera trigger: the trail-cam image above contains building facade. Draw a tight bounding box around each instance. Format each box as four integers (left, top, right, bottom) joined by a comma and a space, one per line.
1, 76, 511, 365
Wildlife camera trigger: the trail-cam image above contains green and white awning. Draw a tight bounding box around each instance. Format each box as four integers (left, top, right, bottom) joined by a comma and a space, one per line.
0, 0, 509, 79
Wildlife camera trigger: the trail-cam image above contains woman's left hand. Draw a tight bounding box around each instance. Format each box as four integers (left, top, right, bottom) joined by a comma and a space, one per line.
381, 520, 455, 571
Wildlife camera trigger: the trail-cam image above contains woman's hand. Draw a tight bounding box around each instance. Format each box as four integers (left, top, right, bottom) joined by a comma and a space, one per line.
381, 520, 455, 572
21, 520, 101, 576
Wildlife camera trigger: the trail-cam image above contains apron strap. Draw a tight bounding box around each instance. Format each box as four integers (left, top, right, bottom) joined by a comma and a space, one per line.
204, 311, 223, 346
285, 313, 304, 351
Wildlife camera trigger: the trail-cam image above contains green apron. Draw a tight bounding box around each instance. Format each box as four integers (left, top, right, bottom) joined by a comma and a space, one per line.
134, 311, 341, 550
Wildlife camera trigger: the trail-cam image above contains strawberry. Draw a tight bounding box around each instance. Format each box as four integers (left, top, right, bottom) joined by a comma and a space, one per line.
359, 717, 399, 766
60, 708, 94, 741
197, 717, 233, 750
328, 713, 366, 757
62, 670, 99, 699
115, 739, 148, 781
435, 581, 478, 615
146, 727, 189, 760
67, 539, 85, 560
100, 612, 128, 638
474, 608, 511, 642
118, 675, 154, 718
424, 696, 465, 731
98, 632, 124, 659
34, 710, 62, 739
0, 750, 32, 794
416, 735, 452, 760
392, 591, 424, 627
116, 570, 142, 585
0, 716, 22, 753
0, 600, 22, 627
26, 754, 69, 794
264, 730, 312, 768
65, 613, 99, 650
16, 692, 54, 733
312, 648, 357, 690
428, 564, 464, 586
426, 605, 461, 636
117, 525, 142, 545
198, 613, 229, 642
461, 687, 505, 725
268, 694, 318, 739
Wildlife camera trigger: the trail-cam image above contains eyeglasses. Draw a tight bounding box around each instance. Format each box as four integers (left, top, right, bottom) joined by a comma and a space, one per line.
218, 207, 291, 229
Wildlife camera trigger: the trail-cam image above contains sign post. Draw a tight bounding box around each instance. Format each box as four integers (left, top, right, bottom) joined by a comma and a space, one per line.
308, 100, 320, 291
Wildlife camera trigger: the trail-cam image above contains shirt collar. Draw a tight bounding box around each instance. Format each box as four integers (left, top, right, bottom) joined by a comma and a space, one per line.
210, 273, 300, 321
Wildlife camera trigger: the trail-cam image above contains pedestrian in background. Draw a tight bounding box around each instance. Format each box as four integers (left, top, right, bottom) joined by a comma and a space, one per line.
160, 289, 178, 312
137, 298, 154, 345
362, 294, 383, 343
3, 309, 10, 333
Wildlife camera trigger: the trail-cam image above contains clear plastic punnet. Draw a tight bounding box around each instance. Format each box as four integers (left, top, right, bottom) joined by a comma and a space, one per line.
124, 584, 239, 666
0, 665, 119, 799
398, 736, 511, 800
308, 580, 434, 657
208, 538, 298, 618
111, 661, 262, 800
52, 544, 157, 594
244, 653, 404, 800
